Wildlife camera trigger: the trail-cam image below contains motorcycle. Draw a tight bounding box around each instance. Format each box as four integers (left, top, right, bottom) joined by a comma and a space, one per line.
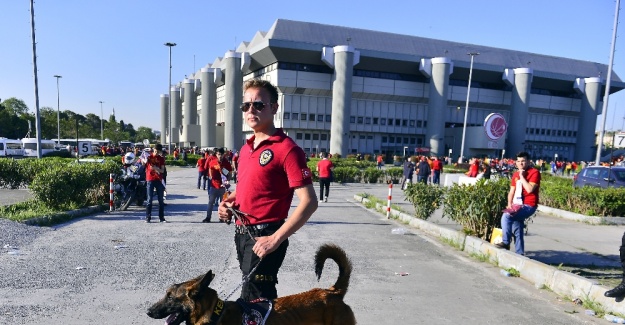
113, 162, 147, 211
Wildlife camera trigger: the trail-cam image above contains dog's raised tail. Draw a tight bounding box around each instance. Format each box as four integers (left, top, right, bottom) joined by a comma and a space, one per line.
314, 243, 352, 296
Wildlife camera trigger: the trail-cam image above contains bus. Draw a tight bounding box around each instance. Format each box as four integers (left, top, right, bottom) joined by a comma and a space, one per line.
22, 138, 56, 157
0, 138, 24, 158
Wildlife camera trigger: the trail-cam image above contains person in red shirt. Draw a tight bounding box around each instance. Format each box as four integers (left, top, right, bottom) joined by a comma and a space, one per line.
202, 147, 232, 223
316, 152, 334, 202
231, 152, 239, 183
465, 158, 479, 177
217, 79, 317, 302
431, 156, 443, 185
196, 151, 207, 190
495, 151, 541, 255
376, 154, 383, 170
143, 144, 167, 223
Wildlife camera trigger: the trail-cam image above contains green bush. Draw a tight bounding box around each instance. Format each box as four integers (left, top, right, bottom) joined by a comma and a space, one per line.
362, 167, 384, 183
443, 178, 509, 240
332, 166, 360, 183
385, 167, 403, 184
29, 160, 119, 210
404, 182, 446, 220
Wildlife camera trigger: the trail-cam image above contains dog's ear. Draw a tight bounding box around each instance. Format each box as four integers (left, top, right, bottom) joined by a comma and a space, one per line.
199, 270, 215, 288
190, 270, 215, 297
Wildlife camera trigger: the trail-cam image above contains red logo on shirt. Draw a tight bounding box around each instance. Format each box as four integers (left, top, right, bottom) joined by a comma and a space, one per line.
302, 168, 312, 179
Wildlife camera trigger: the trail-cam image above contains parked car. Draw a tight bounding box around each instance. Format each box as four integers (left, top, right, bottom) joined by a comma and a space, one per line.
573, 166, 625, 189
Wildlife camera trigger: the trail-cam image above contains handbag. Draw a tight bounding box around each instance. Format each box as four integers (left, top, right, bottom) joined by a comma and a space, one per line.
502, 204, 523, 215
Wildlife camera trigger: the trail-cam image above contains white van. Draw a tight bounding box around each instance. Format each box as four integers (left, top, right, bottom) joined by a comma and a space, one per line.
22, 138, 56, 157
0, 138, 24, 158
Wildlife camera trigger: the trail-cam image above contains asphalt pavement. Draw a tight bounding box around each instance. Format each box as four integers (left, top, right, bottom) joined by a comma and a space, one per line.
1, 167, 622, 323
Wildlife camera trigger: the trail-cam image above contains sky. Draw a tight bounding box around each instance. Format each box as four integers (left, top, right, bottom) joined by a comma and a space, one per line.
1, 0, 623, 135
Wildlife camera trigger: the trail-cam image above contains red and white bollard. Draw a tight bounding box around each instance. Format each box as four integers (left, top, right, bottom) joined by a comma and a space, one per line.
109, 173, 114, 211
387, 182, 393, 219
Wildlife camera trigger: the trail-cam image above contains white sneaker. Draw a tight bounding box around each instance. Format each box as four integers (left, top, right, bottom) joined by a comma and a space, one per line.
324, 198, 328, 203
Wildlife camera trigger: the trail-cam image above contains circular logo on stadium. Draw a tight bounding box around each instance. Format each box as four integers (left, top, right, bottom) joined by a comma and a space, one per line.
259, 149, 273, 166
484, 113, 508, 140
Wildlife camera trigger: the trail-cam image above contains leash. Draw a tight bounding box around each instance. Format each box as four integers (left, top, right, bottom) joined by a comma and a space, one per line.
220, 207, 263, 301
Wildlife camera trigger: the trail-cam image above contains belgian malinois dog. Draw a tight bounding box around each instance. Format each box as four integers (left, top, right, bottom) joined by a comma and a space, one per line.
147, 243, 356, 325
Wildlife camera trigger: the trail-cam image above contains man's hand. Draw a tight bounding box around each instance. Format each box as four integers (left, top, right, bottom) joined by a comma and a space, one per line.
253, 235, 280, 259
217, 200, 234, 223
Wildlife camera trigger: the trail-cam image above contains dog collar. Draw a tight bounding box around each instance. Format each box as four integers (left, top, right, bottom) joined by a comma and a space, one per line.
207, 298, 225, 325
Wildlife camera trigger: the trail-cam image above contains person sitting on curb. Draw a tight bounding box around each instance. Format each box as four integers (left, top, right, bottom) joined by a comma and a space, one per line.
495, 151, 540, 255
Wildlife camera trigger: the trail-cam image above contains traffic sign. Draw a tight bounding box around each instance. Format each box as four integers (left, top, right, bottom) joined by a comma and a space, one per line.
615, 133, 625, 149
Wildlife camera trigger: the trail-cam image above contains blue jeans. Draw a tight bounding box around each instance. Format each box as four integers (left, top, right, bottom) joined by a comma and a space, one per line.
417, 175, 428, 184
197, 171, 207, 189
207, 187, 225, 219
501, 205, 537, 255
146, 180, 165, 220
432, 170, 441, 185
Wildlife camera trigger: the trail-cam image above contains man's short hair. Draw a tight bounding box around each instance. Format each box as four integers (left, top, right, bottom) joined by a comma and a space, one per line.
516, 151, 530, 160
216, 147, 225, 155
244, 79, 279, 103
155, 144, 163, 151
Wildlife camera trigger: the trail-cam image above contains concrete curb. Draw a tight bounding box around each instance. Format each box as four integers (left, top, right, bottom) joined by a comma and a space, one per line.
354, 194, 625, 315
23, 204, 108, 226
538, 204, 625, 225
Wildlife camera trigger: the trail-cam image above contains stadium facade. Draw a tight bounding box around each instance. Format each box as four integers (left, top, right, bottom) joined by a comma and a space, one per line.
160, 19, 624, 162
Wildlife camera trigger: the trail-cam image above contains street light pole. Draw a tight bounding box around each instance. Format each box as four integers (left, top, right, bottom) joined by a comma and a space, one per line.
165, 42, 177, 155
459, 52, 479, 164
53, 75, 62, 144
99, 100, 104, 140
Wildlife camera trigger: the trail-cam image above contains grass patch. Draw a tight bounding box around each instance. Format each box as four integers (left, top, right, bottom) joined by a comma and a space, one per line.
440, 236, 463, 250
469, 251, 494, 264
504, 267, 520, 277
538, 284, 553, 292
582, 294, 606, 317
0, 200, 63, 222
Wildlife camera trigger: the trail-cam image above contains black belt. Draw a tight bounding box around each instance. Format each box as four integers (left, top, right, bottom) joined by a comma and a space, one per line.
235, 220, 284, 235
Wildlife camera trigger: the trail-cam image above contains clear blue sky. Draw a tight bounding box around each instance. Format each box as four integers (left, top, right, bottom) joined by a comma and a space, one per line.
2, 0, 623, 134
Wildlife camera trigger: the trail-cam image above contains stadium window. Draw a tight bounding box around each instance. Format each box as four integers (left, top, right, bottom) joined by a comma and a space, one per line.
365, 117, 371, 124
402, 120, 407, 127
292, 113, 299, 120
283, 112, 290, 120
546, 130, 551, 136
380, 118, 386, 125
382, 136, 388, 143
409, 120, 415, 127
367, 135, 373, 139
301, 113, 307, 121
373, 117, 379, 124
296, 133, 303, 140
304, 133, 311, 140
312, 133, 319, 140
423, 121, 427, 128
403, 137, 409, 144
325, 114, 331, 122
320, 134, 328, 140
388, 118, 393, 125
417, 120, 422, 128
350, 116, 356, 123
410, 138, 416, 144
389, 136, 395, 143
309, 114, 316, 121
357, 117, 363, 124
359, 135, 365, 139
317, 114, 324, 122
395, 119, 401, 126
417, 138, 423, 145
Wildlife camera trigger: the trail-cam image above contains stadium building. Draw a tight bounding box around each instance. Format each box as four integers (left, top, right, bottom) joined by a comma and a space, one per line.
160, 19, 624, 162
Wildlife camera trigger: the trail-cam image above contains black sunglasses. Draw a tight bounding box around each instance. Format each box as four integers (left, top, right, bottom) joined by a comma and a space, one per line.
240, 101, 272, 112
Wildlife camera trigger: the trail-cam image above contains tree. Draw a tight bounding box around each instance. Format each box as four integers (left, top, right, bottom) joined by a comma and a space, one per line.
1, 98, 29, 116
135, 126, 154, 143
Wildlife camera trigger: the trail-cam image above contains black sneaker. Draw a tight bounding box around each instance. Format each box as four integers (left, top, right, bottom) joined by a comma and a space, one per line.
202, 218, 211, 223
605, 281, 625, 297
159, 219, 167, 223
495, 242, 510, 250
145, 218, 151, 223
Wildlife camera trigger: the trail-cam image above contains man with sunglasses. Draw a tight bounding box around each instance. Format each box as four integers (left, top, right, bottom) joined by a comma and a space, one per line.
218, 79, 317, 302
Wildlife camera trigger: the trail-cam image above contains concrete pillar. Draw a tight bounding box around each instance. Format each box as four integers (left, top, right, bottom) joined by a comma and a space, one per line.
503, 68, 533, 157
170, 86, 181, 146
422, 57, 452, 157
181, 79, 197, 147
574, 77, 602, 161
160, 94, 168, 145
222, 51, 243, 152
200, 66, 221, 148
322, 45, 360, 157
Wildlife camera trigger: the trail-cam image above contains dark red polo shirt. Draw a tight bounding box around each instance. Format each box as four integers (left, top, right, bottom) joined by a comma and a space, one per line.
235, 129, 312, 225
146, 154, 165, 182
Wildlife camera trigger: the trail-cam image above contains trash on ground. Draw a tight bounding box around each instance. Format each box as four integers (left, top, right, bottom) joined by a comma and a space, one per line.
572, 298, 582, 305
75, 266, 86, 270
500, 269, 511, 277
114, 245, 128, 249
584, 309, 595, 316
394, 272, 410, 276
391, 228, 408, 235
7, 250, 21, 255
